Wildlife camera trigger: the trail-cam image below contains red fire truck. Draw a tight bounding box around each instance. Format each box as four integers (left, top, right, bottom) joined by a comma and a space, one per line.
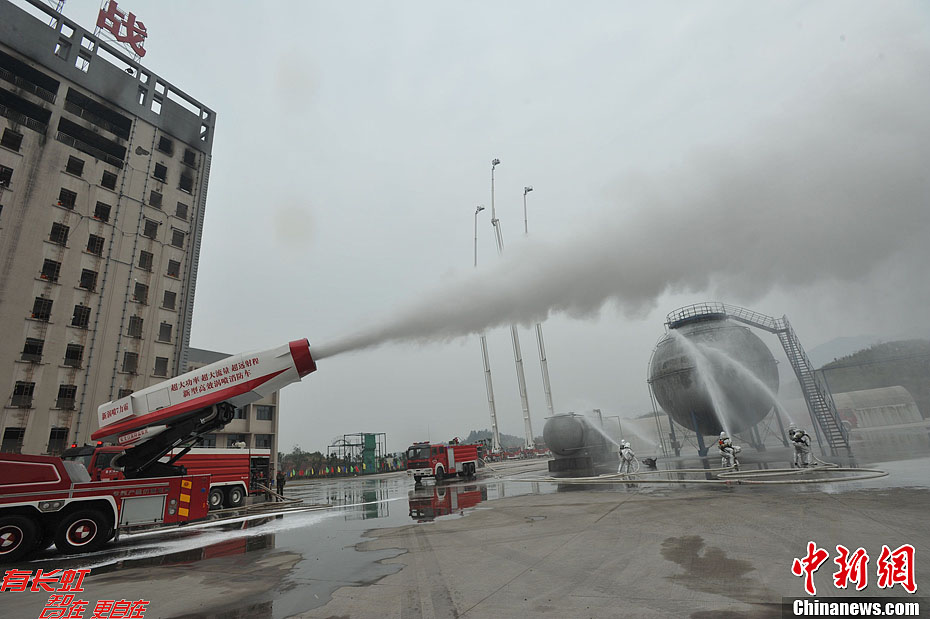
62, 444, 271, 510
406, 441, 479, 484
0, 339, 316, 563
0, 452, 211, 562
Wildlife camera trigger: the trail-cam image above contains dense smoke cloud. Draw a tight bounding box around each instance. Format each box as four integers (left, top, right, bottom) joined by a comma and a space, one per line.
313, 50, 930, 360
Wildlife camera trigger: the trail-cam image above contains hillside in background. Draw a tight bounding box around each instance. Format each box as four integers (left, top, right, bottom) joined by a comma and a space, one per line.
819, 339, 930, 418
465, 429, 537, 449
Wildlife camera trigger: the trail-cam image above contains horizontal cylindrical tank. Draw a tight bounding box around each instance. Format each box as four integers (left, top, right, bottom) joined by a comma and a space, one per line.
649, 315, 778, 435
543, 413, 617, 476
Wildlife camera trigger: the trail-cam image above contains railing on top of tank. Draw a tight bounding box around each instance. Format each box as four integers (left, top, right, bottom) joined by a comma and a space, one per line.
665, 302, 728, 325
665, 302, 782, 333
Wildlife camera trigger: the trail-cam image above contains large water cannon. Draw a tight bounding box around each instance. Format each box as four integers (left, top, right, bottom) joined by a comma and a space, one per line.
91, 339, 316, 478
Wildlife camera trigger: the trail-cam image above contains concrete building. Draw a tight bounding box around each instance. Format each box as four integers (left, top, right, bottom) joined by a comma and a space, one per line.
0, 0, 215, 454
187, 347, 281, 473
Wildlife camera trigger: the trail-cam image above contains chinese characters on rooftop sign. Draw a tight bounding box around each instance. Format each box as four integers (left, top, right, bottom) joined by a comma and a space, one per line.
96, 0, 147, 58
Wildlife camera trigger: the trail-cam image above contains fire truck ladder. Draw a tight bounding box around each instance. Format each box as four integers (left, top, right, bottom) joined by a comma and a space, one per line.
666, 302, 851, 456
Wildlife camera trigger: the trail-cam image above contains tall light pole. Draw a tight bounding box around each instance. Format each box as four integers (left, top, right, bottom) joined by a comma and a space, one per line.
474, 205, 501, 452
490, 158, 535, 450
523, 186, 532, 235
523, 185, 556, 418
474, 205, 484, 268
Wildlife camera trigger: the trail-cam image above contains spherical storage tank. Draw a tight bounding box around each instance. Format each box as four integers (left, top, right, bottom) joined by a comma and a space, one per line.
649, 313, 779, 436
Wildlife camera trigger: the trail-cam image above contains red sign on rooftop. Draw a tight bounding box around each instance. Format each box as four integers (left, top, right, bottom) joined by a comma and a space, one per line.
96, 1, 147, 58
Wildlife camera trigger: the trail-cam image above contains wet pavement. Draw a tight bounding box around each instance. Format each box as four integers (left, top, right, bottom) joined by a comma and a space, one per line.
1, 429, 929, 618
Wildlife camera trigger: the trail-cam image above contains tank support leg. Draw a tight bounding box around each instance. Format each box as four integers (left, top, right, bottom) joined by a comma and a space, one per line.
667, 414, 681, 457
773, 407, 790, 447
690, 411, 709, 457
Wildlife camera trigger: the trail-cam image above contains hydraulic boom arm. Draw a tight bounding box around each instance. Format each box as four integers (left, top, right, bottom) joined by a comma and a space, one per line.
91, 339, 316, 479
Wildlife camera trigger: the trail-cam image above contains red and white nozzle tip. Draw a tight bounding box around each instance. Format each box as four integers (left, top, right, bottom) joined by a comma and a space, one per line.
289, 338, 317, 377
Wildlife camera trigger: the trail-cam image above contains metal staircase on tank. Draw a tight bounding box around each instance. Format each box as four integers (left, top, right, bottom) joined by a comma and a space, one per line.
665, 302, 851, 455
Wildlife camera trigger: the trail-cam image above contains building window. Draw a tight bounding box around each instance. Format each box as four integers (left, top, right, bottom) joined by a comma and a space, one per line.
133, 282, 148, 304
171, 229, 185, 249
182, 149, 196, 167
87, 234, 105, 256
41, 259, 61, 282
143, 218, 158, 239
101, 170, 117, 190
32, 297, 53, 321
255, 434, 272, 449
175, 202, 188, 220
227, 434, 249, 447
56, 384, 77, 409
154, 356, 168, 377
138, 250, 153, 271
79, 269, 97, 291
57, 188, 77, 209
21, 338, 44, 362
157, 136, 173, 155
0, 165, 12, 187
1, 129, 23, 152
65, 156, 84, 176
153, 164, 167, 183
50, 222, 70, 245
149, 190, 163, 208
255, 405, 274, 421
122, 351, 138, 374
64, 343, 84, 367
179, 173, 193, 194
11, 382, 35, 408
117, 388, 133, 398
166, 259, 181, 278
233, 407, 247, 420
199, 434, 216, 448
47, 428, 69, 455
128, 315, 143, 337
1, 427, 26, 453
71, 304, 91, 328
162, 290, 176, 310
94, 201, 111, 222
158, 322, 172, 342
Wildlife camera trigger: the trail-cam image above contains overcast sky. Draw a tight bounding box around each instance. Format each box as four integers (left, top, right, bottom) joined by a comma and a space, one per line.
43, 1, 930, 454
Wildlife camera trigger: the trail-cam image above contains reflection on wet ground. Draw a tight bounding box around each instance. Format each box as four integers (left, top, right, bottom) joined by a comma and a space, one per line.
8, 428, 928, 618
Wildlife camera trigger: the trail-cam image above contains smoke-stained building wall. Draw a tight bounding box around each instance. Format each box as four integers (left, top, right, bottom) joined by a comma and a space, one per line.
0, 0, 215, 454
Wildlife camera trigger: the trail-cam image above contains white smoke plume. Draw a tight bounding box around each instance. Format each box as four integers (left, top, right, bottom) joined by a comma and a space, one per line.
313, 50, 930, 360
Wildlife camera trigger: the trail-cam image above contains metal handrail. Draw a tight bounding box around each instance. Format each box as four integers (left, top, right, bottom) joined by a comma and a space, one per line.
55, 132, 124, 169
0, 103, 48, 134
0, 66, 57, 103
63, 101, 129, 139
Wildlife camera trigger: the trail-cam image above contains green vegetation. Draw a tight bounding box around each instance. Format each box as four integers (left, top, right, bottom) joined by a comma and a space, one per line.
819, 339, 930, 418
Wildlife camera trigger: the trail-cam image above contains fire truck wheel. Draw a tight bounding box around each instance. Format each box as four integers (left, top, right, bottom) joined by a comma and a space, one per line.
208, 487, 225, 510
54, 510, 109, 554
0, 515, 37, 563
434, 466, 444, 482
225, 486, 245, 508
